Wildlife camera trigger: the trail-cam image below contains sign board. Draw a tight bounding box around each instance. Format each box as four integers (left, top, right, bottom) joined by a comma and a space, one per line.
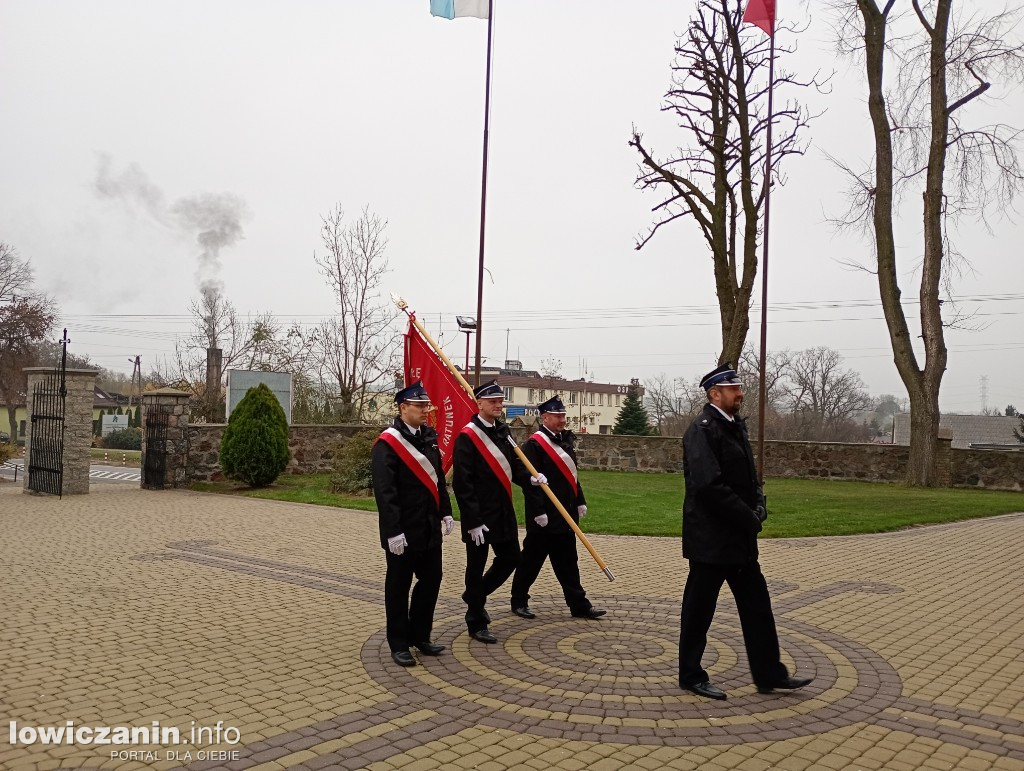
226, 370, 293, 424
101, 413, 131, 436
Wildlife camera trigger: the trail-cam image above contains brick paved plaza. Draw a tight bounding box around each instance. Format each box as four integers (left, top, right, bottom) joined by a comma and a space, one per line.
2, 484, 1023, 771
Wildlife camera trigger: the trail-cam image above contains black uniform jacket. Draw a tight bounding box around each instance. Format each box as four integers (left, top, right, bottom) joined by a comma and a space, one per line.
452, 415, 531, 544
682, 403, 764, 565
372, 419, 452, 552
523, 426, 586, 535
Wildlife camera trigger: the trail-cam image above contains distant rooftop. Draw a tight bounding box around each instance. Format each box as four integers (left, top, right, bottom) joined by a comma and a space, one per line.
893, 413, 1022, 450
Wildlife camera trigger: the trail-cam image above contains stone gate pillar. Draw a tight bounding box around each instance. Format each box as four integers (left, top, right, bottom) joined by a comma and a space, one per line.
23, 367, 97, 496
140, 388, 191, 489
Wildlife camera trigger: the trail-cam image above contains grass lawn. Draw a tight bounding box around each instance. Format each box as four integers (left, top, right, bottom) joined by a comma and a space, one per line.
191, 469, 1024, 539
90, 448, 141, 468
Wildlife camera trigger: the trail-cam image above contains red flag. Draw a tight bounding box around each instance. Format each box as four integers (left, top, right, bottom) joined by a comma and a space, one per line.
404, 317, 477, 472
743, 0, 775, 36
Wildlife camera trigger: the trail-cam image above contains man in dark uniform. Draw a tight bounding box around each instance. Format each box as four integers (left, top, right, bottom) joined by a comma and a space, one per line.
371, 381, 455, 667
510, 396, 606, 620
453, 380, 539, 643
679, 363, 814, 700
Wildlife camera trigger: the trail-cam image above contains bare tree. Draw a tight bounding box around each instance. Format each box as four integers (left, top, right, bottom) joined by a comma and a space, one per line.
155, 292, 249, 418
779, 347, 872, 441
830, 0, 1024, 484
739, 345, 794, 439
312, 205, 400, 422
630, 0, 822, 365
154, 292, 316, 421
644, 373, 706, 435
0, 243, 57, 439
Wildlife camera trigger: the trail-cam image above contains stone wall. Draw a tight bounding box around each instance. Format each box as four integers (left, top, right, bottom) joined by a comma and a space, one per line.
759, 440, 911, 482
509, 430, 685, 473
185, 423, 1024, 492
952, 449, 1024, 491
188, 424, 373, 482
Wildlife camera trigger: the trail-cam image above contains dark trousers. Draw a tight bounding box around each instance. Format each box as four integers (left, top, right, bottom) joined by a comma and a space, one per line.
510, 531, 591, 613
463, 538, 520, 633
678, 560, 788, 688
384, 546, 442, 653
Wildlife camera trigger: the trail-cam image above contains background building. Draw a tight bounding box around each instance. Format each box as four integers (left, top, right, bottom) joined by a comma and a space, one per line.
893, 413, 1023, 450
468, 362, 641, 435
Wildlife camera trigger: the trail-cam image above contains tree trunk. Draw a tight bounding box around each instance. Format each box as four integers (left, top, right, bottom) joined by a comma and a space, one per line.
857, 0, 946, 486
907, 386, 941, 486
6, 404, 17, 444
909, 0, 952, 486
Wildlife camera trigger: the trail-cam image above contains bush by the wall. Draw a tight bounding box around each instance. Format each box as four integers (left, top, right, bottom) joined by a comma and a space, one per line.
104, 427, 143, 450
220, 383, 290, 488
330, 430, 378, 495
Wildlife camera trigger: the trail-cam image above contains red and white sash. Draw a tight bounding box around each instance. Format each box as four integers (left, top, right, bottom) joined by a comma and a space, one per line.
532, 431, 578, 494
377, 428, 440, 508
461, 422, 513, 501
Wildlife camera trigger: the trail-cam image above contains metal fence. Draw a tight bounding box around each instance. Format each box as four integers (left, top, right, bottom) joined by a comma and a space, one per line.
27, 369, 66, 496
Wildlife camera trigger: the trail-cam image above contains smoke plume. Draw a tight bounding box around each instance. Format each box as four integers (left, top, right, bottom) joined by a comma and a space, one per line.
93, 153, 249, 300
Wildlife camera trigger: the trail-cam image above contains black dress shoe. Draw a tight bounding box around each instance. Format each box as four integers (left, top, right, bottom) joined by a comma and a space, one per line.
470, 628, 497, 644
757, 676, 813, 694
413, 640, 445, 656
391, 650, 416, 667
571, 607, 607, 619
683, 680, 727, 700
512, 606, 536, 619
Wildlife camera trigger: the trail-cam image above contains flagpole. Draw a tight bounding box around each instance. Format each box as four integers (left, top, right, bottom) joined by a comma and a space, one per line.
393, 294, 615, 581
472, 0, 496, 387
756, 22, 776, 485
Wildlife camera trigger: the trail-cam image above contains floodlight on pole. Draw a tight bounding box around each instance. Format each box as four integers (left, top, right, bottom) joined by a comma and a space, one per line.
456, 316, 477, 376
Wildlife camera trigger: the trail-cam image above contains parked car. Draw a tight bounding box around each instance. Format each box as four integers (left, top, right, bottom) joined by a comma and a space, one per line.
0, 431, 10, 444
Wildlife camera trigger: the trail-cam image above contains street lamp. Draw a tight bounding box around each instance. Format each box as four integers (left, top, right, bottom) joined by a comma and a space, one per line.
456, 316, 477, 376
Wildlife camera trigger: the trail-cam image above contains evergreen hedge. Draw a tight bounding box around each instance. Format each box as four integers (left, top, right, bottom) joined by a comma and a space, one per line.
104, 427, 143, 450
220, 383, 291, 487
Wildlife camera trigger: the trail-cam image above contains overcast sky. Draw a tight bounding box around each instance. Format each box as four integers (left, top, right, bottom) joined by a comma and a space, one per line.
2, 0, 1022, 414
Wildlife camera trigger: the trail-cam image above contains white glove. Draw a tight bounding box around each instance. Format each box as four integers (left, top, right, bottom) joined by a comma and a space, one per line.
387, 534, 408, 556
468, 524, 489, 546
577, 505, 587, 519
442, 516, 454, 536
534, 514, 549, 527
530, 473, 548, 486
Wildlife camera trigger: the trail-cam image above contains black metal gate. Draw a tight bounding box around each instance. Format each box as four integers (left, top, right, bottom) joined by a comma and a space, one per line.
27, 368, 66, 497
143, 405, 171, 487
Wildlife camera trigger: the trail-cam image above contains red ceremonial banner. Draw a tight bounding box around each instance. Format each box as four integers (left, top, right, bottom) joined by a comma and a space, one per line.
404, 317, 477, 472
742, 0, 776, 36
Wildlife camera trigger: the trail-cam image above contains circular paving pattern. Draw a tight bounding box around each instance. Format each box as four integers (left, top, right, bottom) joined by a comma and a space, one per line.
362, 595, 905, 745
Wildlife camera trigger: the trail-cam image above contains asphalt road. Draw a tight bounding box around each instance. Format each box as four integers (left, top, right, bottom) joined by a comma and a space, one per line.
0, 459, 141, 485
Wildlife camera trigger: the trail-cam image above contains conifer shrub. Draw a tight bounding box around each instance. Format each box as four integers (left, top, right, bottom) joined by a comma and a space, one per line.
612, 383, 655, 436
219, 383, 290, 487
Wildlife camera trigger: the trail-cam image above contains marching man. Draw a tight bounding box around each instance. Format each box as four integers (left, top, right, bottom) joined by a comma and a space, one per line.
371, 381, 454, 667
453, 380, 540, 643
510, 396, 606, 620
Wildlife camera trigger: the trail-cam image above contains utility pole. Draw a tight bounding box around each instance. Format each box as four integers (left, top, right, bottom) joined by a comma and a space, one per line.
128, 356, 141, 420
